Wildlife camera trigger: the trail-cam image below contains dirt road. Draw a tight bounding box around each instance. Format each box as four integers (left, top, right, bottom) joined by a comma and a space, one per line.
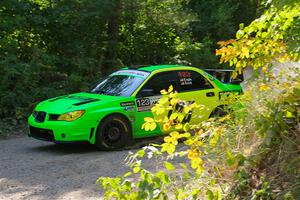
0, 136, 138, 200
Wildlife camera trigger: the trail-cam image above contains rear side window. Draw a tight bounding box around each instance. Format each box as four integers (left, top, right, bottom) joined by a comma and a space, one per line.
137, 70, 213, 97
177, 70, 213, 92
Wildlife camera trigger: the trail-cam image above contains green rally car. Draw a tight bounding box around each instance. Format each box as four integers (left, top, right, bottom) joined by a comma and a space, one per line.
28, 65, 242, 149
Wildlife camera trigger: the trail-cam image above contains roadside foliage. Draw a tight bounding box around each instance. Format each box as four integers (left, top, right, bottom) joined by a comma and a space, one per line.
97, 1, 300, 199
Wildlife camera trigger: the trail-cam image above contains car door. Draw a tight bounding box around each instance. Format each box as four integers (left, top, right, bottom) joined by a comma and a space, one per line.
133, 71, 181, 137
175, 70, 220, 124
133, 69, 220, 137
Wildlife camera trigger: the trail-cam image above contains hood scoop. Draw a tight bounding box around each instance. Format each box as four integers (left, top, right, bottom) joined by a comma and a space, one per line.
73, 99, 100, 106
48, 95, 100, 106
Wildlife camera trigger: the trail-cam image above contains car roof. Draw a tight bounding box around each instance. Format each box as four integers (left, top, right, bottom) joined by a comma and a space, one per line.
125, 64, 196, 72
205, 69, 234, 72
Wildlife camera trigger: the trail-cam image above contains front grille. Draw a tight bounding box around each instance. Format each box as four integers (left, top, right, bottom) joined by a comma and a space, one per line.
35, 111, 46, 123
29, 126, 54, 141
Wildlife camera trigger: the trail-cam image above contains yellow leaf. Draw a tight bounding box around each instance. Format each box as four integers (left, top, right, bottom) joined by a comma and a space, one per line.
169, 113, 178, 120
285, 111, 294, 118
152, 106, 165, 115
142, 121, 157, 131
183, 123, 190, 132
168, 85, 173, 93
164, 136, 172, 143
197, 129, 203, 135
149, 122, 157, 131
169, 91, 177, 98
183, 106, 191, 114
170, 131, 180, 138
170, 98, 178, 105
167, 144, 175, 154
178, 114, 185, 122
175, 123, 183, 130
161, 143, 175, 154
159, 96, 169, 104
163, 123, 171, 131
164, 162, 175, 170
258, 83, 269, 91
160, 89, 168, 95
133, 167, 140, 173
144, 117, 154, 122
191, 157, 203, 171
182, 132, 191, 138
188, 150, 200, 159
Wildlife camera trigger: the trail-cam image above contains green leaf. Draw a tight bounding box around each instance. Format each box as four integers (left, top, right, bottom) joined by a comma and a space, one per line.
226, 151, 235, 166
206, 190, 214, 200
210, 179, 216, 187
294, 88, 300, 97
137, 149, 145, 158
124, 172, 132, 178
164, 161, 175, 170
184, 172, 190, 179
239, 23, 244, 30
192, 189, 200, 199
285, 111, 294, 118
183, 123, 190, 132
179, 163, 188, 170
133, 167, 141, 173
215, 189, 222, 200
170, 113, 178, 120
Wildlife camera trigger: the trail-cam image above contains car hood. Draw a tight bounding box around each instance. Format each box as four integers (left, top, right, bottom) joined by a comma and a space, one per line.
35, 92, 129, 114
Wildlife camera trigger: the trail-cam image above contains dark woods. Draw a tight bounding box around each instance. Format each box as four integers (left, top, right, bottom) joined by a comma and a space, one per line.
0, 0, 259, 120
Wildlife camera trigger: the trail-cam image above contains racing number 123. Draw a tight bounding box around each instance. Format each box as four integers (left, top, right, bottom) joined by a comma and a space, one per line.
136, 98, 151, 107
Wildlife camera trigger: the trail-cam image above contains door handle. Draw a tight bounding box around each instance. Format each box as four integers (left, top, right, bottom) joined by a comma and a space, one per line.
206, 92, 215, 97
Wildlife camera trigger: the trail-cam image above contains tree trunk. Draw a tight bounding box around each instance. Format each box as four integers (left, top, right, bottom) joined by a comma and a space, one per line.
103, 0, 122, 75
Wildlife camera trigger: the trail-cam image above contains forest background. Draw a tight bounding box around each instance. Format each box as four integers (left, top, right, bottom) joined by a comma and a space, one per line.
0, 0, 260, 130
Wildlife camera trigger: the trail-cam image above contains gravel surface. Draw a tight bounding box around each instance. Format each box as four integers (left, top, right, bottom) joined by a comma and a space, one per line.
0, 136, 142, 200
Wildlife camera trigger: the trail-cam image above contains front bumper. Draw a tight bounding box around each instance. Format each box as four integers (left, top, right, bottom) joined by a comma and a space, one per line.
29, 126, 55, 141
28, 114, 97, 144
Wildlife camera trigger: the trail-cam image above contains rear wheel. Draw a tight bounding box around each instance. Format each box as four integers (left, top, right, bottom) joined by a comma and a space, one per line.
95, 115, 132, 150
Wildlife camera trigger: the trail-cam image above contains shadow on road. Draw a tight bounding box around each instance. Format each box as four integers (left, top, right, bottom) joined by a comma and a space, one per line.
28, 136, 164, 155
29, 143, 98, 155
0, 135, 165, 199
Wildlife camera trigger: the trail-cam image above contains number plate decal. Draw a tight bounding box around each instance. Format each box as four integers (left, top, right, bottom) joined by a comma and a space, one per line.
135, 96, 161, 112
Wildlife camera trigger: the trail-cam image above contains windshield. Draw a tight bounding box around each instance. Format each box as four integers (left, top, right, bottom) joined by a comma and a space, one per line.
91, 70, 150, 96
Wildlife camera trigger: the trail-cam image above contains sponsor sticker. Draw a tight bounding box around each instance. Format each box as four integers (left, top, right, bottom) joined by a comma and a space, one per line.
112, 70, 150, 78
178, 71, 193, 85
120, 101, 135, 107
180, 77, 192, 85
124, 106, 134, 111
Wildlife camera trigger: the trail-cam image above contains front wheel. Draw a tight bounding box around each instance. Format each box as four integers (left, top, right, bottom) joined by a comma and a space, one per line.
95, 115, 132, 150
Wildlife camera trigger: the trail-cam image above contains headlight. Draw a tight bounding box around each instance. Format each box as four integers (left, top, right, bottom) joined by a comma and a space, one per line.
57, 110, 85, 121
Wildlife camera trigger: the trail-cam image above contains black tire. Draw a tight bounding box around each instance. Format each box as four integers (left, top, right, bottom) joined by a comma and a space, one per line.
209, 106, 227, 118
95, 114, 132, 150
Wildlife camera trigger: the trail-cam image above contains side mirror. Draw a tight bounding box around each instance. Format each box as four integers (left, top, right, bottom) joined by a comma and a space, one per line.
139, 88, 155, 97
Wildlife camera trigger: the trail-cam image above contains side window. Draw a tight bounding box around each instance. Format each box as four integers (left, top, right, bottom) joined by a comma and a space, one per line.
177, 70, 213, 92
137, 71, 179, 97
